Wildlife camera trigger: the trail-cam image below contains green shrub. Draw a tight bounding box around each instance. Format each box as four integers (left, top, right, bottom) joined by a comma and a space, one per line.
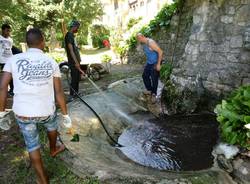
90, 24, 110, 48
116, 45, 128, 58
160, 62, 172, 82
101, 54, 112, 63
127, 17, 142, 30
214, 85, 250, 149
109, 28, 128, 63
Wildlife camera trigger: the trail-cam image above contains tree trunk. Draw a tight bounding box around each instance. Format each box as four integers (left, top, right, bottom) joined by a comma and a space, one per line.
61, 19, 67, 37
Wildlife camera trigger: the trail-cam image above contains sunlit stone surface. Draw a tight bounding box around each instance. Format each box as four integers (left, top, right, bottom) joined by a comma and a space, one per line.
58, 78, 235, 184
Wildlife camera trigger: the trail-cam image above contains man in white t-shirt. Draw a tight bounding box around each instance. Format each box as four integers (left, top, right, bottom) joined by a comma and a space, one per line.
0, 24, 14, 95
0, 28, 72, 184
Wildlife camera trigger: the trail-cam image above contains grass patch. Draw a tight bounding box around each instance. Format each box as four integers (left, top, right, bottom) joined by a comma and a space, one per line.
0, 125, 99, 184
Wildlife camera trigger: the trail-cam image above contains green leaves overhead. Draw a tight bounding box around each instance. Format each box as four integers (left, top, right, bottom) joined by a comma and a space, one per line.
214, 85, 250, 149
0, 0, 103, 45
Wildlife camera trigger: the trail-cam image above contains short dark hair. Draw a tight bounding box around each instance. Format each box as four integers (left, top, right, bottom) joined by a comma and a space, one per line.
69, 20, 80, 28
26, 28, 44, 47
1, 24, 11, 31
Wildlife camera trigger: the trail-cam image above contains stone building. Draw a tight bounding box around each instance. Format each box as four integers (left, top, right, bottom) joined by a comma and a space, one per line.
99, 0, 173, 29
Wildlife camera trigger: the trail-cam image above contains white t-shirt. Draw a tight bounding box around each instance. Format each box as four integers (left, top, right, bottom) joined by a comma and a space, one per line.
3, 48, 61, 117
0, 35, 13, 64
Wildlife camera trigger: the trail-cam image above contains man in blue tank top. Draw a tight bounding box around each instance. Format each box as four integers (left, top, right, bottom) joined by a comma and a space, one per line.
136, 33, 163, 103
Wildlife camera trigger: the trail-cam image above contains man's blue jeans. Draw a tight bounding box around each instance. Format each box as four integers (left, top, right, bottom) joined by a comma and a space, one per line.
142, 64, 160, 95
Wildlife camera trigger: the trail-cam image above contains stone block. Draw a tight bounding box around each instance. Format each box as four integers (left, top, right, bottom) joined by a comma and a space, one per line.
221, 16, 233, 24
185, 42, 199, 55
230, 49, 241, 53
230, 36, 243, 48
227, 53, 239, 63
170, 15, 179, 26
212, 53, 227, 63
240, 51, 250, 63
207, 69, 241, 87
216, 42, 230, 52
197, 33, 207, 41
237, 22, 246, 26
200, 42, 212, 52
193, 15, 202, 24
205, 52, 213, 61
243, 26, 250, 50
233, 158, 250, 184
207, 71, 221, 83
227, 6, 236, 15
235, 5, 250, 24
191, 25, 202, 34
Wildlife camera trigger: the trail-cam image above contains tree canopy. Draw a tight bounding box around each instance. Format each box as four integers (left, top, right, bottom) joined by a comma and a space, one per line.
0, 0, 103, 46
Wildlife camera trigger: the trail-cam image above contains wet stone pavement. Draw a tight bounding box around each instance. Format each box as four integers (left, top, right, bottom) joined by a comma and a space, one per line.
57, 77, 236, 184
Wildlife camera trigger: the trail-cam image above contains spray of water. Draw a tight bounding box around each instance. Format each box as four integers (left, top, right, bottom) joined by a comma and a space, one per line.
87, 77, 138, 123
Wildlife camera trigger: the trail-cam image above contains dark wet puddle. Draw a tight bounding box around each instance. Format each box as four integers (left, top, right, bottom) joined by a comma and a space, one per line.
118, 113, 219, 171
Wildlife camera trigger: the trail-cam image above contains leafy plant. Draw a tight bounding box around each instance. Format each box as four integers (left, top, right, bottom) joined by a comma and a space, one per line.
90, 24, 110, 48
0, 0, 103, 45
160, 62, 172, 82
127, 17, 142, 30
101, 54, 112, 63
214, 85, 250, 149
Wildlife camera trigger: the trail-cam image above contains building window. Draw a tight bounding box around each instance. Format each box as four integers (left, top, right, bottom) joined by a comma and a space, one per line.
114, 0, 118, 10
133, 5, 136, 11
140, 1, 144, 6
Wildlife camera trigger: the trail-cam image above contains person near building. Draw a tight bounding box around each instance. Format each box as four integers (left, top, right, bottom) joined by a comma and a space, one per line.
0, 24, 14, 96
0, 28, 71, 184
136, 33, 163, 103
64, 20, 85, 99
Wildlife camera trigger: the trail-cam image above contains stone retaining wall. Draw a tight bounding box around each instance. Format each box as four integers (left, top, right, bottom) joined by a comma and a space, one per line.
127, 0, 250, 111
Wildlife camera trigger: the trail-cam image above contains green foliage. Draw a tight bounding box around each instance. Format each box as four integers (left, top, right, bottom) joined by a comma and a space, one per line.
126, 32, 137, 50
214, 86, 250, 149
127, 0, 183, 49
0, 0, 103, 46
127, 17, 142, 30
101, 54, 112, 63
109, 27, 128, 62
90, 24, 110, 48
116, 44, 128, 59
160, 62, 172, 82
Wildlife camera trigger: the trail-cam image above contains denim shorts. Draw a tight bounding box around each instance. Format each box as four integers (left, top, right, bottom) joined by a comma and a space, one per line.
16, 113, 58, 153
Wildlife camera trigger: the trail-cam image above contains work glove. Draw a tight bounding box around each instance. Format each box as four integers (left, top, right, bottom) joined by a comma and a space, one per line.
62, 114, 72, 128
0, 111, 11, 130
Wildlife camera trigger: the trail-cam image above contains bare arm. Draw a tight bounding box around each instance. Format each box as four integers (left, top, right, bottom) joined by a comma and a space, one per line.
53, 77, 67, 115
67, 43, 85, 74
149, 41, 163, 71
0, 72, 12, 111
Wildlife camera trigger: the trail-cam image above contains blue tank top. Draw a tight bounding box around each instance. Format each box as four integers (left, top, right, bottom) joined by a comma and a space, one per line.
143, 40, 158, 64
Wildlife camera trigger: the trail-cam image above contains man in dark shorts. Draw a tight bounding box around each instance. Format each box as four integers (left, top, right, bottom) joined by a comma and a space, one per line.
64, 20, 85, 99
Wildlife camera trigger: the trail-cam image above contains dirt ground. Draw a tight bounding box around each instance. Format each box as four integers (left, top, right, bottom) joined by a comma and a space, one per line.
0, 64, 143, 184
